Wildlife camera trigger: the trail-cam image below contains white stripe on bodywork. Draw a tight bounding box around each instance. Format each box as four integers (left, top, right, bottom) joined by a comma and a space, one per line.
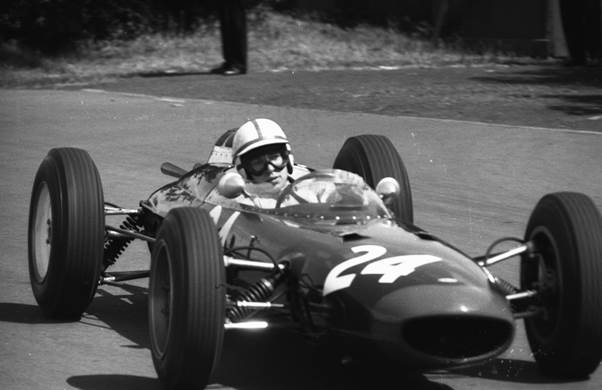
219, 211, 240, 245
209, 205, 240, 244
209, 205, 223, 224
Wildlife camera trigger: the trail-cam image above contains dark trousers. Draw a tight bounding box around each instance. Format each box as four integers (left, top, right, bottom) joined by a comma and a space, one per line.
218, 0, 247, 69
559, 0, 601, 64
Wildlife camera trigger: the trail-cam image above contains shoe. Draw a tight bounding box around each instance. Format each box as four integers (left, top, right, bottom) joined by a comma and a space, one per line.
210, 62, 246, 75
210, 62, 228, 74
222, 65, 246, 76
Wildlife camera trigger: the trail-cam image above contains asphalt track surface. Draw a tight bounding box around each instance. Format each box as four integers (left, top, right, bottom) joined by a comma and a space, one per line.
1, 78, 602, 390
81, 65, 602, 133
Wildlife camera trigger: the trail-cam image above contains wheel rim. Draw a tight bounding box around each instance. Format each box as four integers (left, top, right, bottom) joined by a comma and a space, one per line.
527, 226, 562, 343
149, 242, 174, 359
32, 182, 52, 282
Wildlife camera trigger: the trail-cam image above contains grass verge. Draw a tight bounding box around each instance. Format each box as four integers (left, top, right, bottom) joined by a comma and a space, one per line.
0, 9, 560, 88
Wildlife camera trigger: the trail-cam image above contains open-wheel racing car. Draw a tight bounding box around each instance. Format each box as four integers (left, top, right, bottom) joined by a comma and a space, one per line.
28, 132, 602, 390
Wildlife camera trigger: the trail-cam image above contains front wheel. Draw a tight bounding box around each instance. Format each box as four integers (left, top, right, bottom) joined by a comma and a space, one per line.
149, 207, 226, 390
521, 192, 602, 378
28, 148, 105, 320
333, 134, 413, 224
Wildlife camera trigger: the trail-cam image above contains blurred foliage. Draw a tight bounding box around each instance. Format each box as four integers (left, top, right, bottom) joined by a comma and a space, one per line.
0, 0, 435, 54
0, 0, 217, 53
278, 0, 432, 31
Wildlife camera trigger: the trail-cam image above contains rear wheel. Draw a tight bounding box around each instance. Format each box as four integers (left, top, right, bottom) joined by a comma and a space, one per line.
149, 207, 225, 390
521, 192, 602, 378
28, 147, 104, 320
333, 134, 413, 224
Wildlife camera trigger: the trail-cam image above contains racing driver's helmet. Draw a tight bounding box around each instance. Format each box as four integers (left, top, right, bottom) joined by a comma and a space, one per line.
232, 118, 293, 179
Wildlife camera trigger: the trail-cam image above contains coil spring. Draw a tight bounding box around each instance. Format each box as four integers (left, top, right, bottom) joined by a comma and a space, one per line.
227, 273, 283, 321
495, 276, 519, 295
103, 214, 141, 269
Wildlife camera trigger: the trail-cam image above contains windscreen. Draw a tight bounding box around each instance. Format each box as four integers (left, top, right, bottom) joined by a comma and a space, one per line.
274, 169, 391, 224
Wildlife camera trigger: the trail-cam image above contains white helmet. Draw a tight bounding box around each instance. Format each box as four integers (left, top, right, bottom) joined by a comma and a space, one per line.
232, 118, 289, 158
232, 118, 293, 177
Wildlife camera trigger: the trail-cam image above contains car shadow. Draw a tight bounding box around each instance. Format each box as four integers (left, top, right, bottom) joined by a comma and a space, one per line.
86, 282, 589, 389
3, 283, 590, 389
0, 286, 150, 340
470, 65, 602, 119
83, 286, 454, 390
452, 357, 585, 384
212, 329, 453, 390
67, 374, 161, 390
0, 302, 58, 324
84, 283, 150, 349
134, 70, 215, 78
0, 284, 149, 329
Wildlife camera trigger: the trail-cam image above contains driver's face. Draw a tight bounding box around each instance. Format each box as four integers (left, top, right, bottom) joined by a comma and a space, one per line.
249, 159, 288, 187
243, 145, 289, 188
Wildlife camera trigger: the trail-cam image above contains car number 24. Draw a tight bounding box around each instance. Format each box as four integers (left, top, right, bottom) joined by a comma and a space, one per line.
323, 245, 441, 295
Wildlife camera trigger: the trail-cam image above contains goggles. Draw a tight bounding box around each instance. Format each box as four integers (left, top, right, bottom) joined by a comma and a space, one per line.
243, 151, 289, 177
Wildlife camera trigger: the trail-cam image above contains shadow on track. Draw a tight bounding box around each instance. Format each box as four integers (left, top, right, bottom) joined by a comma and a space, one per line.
4, 283, 585, 390
545, 94, 602, 116
470, 66, 602, 118
65, 284, 160, 390
134, 70, 214, 78
85, 283, 150, 349
212, 330, 453, 390
0, 286, 149, 341
67, 374, 161, 390
0, 302, 56, 324
452, 358, 586, 385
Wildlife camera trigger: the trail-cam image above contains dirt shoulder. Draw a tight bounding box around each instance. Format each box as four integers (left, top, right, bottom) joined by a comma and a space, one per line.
77, 64, 602, 132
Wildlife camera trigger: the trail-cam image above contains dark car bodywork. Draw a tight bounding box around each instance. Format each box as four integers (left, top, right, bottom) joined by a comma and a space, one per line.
28, 136, 602, 390
141, 164, 515, 369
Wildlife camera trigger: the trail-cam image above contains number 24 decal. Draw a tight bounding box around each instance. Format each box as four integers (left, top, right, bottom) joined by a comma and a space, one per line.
323, 245, 441, 296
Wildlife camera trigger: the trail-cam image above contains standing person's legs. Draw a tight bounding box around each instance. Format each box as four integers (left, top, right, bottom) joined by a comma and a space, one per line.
213, 0, 247, 74
584, 0, 601, 62
226, 0, 247, 71
218, 2, 231, 67
559, 0, 587, 65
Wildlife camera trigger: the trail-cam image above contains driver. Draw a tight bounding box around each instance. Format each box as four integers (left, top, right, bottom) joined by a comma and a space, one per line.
231, 118, 309, 208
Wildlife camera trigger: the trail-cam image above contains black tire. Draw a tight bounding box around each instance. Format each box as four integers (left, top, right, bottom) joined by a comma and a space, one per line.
333, 134, 413, 224
28, 148, 104, 320
521, 192, 602, 378
149, 207, 225, 390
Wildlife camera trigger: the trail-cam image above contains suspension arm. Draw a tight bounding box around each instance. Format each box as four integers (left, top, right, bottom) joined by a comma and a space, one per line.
476, 243, 531, 267
104, 204, 140, 215
506, 290, 538, 301
224, 255, 286, 271
224, 321, 268, 330
105, 225, 156, 243
101, 270, 150, 284
234, 301, 285, 309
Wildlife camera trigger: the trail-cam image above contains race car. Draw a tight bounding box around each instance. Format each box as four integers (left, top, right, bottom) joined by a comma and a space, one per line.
28, 133, 602, 390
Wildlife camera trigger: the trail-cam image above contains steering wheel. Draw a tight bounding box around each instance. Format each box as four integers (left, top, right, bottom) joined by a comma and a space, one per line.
275, 171, 334, 208
275, 181, 309, 208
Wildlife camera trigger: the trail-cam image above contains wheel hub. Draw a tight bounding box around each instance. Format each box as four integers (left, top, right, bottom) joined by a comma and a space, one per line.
33, 182, 52, 281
